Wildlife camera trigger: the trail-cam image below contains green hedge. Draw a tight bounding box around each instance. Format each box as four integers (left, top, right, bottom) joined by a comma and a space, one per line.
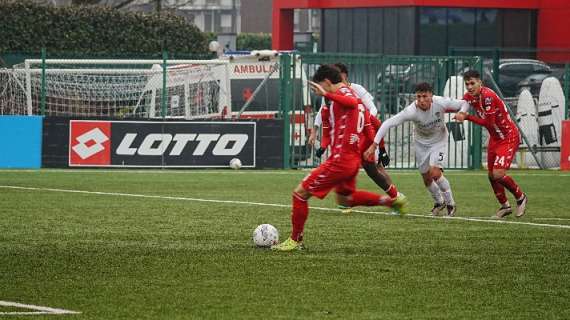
0, 0, 209, 56
237, 33, 271, 51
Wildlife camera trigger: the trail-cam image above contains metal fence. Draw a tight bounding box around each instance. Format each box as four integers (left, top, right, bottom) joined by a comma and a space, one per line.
450, 47, 570, 168
280, 52, 485, 170
2, 50, 568, 170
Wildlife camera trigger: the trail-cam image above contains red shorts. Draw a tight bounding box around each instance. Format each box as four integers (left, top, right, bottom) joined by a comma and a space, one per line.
487, 135, 520, 171
302, 156, 361, 199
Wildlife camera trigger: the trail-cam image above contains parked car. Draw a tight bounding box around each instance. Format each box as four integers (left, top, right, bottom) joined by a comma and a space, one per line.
377, 63, 440, 113
475, 59, 553, 97
517, 67, 566, 96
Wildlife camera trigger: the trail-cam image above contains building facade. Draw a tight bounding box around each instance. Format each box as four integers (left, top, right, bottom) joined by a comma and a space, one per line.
273, 0, 570, 62
321, 7, 535, 56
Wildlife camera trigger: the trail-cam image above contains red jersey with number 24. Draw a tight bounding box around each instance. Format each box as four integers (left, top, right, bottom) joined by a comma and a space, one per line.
463, 87, 518, 141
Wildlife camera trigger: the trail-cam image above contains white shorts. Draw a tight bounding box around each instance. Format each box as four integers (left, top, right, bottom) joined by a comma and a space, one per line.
415, 141, 447, 174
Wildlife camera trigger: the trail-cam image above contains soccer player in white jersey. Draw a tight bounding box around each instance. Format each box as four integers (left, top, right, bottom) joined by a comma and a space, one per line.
364, 82, 469, 216
308, 63, 402, 208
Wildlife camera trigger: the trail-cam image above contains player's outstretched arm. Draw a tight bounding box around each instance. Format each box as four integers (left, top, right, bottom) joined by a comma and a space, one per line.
309, 103, 324, 146
364, 114, 403, 160
373, 109, 410, 145
455, 112, 487, 126
454, 112, 468, 122
351, 83, 378, 116
364, 142, 379, 161
439, 96, 469, 113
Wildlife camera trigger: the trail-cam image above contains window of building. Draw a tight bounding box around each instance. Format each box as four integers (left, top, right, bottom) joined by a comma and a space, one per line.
418, 7, 447, 55
419, 7, 536, 56
221, 14, 232, 28
501, 10, 536, 49
476, 9, 499, 47
448, 8, 475, 50
204, 11, 213, 32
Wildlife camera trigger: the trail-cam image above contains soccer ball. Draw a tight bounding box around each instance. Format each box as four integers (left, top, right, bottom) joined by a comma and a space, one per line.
252, 224, 279, 247
229, 158, 242, 170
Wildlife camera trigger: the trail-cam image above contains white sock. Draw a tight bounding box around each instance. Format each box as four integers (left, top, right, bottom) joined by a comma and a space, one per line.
427, 181, 444, 204
435, 176, 455, 205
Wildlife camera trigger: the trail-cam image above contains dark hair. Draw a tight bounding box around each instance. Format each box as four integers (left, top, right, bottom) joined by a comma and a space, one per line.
334, 62, 349, 75
312, 64, 343, 84
414, 82, 433, 93
463, 70, 481, 80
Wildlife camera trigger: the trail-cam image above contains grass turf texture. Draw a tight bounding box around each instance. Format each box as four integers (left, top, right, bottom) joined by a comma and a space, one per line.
0, 169, 569, 319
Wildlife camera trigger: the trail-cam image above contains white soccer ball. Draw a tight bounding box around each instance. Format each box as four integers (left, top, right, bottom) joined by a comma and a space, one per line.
252, 224, 279, 247
229, 158, 242, 170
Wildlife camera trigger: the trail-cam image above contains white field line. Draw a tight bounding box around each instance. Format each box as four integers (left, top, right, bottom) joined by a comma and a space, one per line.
0, 169, 569, 177
0, 300, 80, 315
1, 185, 569, 230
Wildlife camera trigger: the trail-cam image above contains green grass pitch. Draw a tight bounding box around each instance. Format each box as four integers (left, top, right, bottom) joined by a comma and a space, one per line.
0, 169, 569, 319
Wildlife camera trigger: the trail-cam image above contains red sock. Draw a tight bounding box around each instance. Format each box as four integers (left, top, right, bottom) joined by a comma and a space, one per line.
291, 192, 308, 242
348, 190, 394, 207
385, 184, 398, 199
489, 177, 508, 205
497, 176, 524, 199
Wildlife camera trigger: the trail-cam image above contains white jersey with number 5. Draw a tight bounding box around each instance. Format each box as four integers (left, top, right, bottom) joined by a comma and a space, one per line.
374, 96, 468, 146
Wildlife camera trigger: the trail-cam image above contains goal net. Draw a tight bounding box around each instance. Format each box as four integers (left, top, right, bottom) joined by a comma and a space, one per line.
0, 59, 231, 119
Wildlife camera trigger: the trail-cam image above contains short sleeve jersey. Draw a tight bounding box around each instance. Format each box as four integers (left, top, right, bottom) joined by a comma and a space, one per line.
328, 86, 364, 160
463, 87, 518, 140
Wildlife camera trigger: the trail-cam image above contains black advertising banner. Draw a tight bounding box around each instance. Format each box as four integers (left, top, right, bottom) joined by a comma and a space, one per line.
68, 120, 256, 167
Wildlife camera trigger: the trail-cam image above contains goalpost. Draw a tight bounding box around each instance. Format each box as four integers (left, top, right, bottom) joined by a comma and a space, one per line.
1, 59, 231, 119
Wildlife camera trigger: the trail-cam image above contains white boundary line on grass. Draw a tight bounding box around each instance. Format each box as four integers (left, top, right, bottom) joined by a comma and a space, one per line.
1, 185, 569, 230
0, 169, 569, 177
0, 300, 80, 315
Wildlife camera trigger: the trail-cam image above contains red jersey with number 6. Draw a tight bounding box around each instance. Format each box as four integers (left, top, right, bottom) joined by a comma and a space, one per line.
324, 85, 374, 162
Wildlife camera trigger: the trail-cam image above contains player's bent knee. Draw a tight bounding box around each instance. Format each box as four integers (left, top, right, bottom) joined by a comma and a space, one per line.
490, 170, 506, 181
430, 167, 442, 179
294, 184, 311, 199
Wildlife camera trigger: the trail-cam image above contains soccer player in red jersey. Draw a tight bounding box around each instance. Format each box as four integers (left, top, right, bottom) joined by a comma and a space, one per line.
308, 63, 403, 212
271, 65, 408, 251
454, 70, 528, 218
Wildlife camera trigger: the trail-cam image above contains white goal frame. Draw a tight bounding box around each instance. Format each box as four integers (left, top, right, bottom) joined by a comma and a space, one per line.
17, 59, 232, 119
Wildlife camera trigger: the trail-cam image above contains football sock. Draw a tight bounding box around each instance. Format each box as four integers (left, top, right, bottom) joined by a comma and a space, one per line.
489, 176, 508, 205
427, 181, 444, 204
363, 163, 391, 191
497, 175, 524, 199
348, 190, 394, 207
434, 176, 455, 205
385, 184, 399, 199
290, 192, 308, 242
